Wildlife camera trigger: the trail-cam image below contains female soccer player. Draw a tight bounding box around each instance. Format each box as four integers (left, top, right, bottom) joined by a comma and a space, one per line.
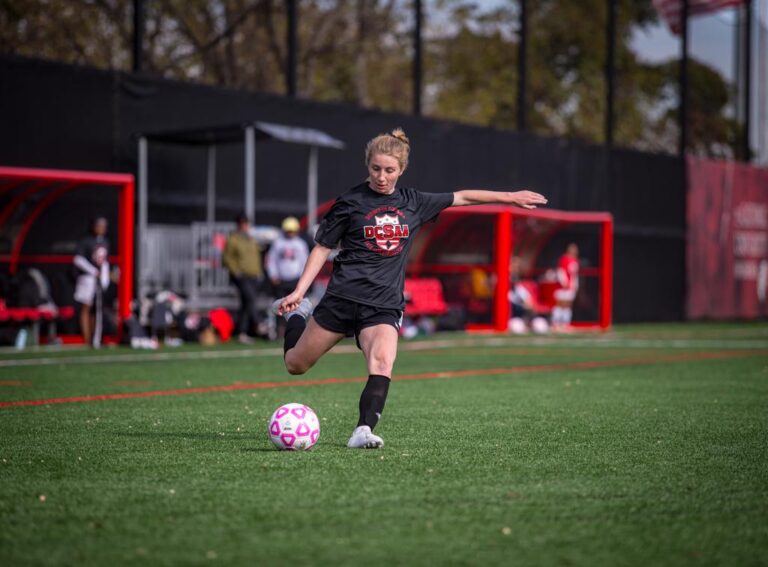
273, 128, 547, 449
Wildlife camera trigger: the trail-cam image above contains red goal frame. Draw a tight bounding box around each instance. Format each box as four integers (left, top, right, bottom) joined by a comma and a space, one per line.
409, 206, 613, 332
0, 166, 135, 335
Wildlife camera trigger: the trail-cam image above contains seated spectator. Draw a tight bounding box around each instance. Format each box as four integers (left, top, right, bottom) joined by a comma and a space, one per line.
509, 255, 534, 320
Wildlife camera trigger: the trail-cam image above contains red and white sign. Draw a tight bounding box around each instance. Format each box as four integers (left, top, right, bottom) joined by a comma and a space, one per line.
687, 157, 768, 319
653, 0, 745, 34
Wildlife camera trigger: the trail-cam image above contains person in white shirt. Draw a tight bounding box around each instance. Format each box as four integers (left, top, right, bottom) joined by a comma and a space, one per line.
266, 217, 310, 300
73, 217, 111, 347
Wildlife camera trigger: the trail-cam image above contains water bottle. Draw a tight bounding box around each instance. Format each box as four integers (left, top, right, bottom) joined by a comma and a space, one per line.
15, 328, 28, 350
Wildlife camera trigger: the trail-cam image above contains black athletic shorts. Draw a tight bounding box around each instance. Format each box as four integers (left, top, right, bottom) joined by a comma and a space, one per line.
312, 294, 402, 348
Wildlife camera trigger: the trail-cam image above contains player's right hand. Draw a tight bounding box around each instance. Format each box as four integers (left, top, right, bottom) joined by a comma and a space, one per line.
275, 291, 304, 315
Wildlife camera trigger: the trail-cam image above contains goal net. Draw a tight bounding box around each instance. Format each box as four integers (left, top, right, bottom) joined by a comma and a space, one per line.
408, 206, 613, 332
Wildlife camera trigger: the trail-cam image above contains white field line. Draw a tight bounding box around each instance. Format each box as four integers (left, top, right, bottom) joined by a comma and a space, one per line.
0, 335, 766, 368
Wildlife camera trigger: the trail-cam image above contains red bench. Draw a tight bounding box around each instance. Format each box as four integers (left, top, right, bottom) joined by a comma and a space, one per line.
0, 302, 75, 346
404, 278, 448, 316
0, 305, 74, 323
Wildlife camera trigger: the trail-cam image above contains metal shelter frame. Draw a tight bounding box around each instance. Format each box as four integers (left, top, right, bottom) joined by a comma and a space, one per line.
137, 121, 344, 238
136, 121, 344, 303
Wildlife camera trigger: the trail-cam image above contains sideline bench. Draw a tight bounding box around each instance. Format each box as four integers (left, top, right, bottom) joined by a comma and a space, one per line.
404, 278, 448, 316
0, 303, 75, 346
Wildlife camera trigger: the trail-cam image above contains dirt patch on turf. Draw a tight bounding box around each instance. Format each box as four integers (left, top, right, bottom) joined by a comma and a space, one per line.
0, 380, 31, 387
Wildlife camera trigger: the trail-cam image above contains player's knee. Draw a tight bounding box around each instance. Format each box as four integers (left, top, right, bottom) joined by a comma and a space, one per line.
368, 352, 396, 376
284, 353, 309, 375
285, 360, 307, 375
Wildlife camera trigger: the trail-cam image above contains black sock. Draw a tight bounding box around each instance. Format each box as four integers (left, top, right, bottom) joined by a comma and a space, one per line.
283, 315, 306, 355
357, 374, 391, 430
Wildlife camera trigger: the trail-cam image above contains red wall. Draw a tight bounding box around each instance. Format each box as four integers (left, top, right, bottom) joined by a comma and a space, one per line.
687, 157, 768, 319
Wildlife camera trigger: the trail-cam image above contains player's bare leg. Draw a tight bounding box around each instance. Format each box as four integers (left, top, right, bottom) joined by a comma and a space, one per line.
552, 299, 574, 332
283, 317, 345, 375
273, 297, 343, 373
348, 324, 398, 449
359, 324, 398, 377
552, 289, 575, 332
79, 304, 93, 346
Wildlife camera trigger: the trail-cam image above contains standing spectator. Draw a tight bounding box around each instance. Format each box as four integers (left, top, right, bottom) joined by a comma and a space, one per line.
266, 217, 310, 300
73, 217, 110, 347
223, 213, 264, 344
552, 242, 580, 330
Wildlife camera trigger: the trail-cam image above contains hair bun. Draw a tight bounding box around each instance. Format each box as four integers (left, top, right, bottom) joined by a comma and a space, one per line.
390, 128, 410, 145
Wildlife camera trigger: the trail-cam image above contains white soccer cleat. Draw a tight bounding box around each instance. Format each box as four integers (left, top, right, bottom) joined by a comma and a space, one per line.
272, 297, 313, 320
346, 425, 384, 449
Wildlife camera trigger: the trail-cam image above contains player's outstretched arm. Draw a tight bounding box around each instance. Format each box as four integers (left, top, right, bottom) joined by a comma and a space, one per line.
275, 243, 333, 315
451, 189, 547, 209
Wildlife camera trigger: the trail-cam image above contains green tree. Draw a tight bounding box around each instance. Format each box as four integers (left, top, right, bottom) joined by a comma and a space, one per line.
0, 0, 131, 69
425, 2, 518, 127
422, 0, 738, 156
0, 0, 741, 156
295, 0, 412, 113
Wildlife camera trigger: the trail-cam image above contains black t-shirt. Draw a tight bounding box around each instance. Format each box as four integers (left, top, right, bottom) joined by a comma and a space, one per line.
315, 182, 454, 309
75, 235, 109, 274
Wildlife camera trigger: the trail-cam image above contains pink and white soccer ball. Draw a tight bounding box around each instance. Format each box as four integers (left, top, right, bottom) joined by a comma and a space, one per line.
268, 403, 320, 450
531, 316, 550, 334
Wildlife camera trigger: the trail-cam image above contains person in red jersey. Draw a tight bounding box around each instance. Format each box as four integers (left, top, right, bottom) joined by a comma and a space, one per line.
552, 242, 580, 330
272, 128, 547, 449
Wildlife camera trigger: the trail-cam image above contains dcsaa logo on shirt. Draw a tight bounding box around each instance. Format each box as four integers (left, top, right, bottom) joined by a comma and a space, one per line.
363, 208, 410, 255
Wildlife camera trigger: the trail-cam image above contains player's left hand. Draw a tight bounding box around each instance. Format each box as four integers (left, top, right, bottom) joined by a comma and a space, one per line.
511, 190, 548, 209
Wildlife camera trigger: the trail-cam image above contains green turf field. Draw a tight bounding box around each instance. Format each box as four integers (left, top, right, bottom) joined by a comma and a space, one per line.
1, 323, 767, 566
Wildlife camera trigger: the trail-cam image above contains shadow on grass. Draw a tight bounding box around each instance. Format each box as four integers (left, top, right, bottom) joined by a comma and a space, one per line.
117, 431, 353, 452
243, 443, 350, 453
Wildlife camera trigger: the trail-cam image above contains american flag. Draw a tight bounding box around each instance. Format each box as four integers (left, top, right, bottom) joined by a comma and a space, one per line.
653, 0, 746, 33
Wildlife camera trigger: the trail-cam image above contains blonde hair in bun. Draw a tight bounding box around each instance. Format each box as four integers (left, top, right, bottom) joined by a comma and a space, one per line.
365, 128, 411, 172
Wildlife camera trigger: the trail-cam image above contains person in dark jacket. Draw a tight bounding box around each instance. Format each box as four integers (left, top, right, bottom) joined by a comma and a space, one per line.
223, 213, 264, 344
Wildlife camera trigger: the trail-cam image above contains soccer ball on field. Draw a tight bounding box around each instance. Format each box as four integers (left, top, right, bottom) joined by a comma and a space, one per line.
268, 403, 320, 450
531, 316, 549, 334
508, 317, 527, 335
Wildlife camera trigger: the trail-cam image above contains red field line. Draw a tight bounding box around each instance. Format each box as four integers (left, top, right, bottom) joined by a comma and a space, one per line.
0, 351, 751, 409
412, 347, 678, 357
